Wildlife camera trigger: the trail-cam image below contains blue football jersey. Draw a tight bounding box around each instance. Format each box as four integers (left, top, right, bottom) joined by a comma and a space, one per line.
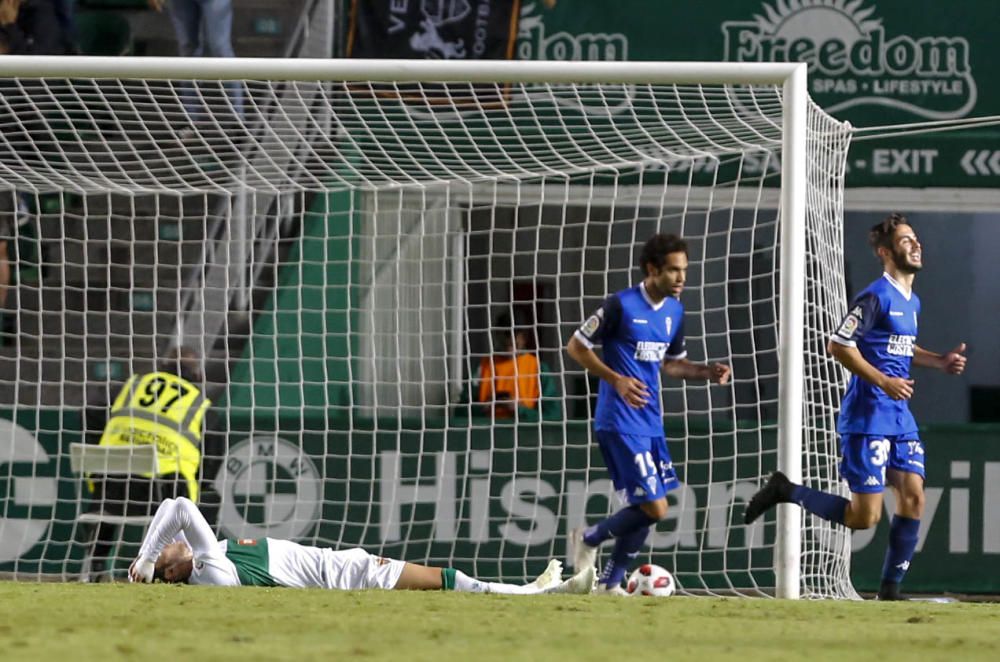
574, 282, 687, 435
830, 273, 921, 436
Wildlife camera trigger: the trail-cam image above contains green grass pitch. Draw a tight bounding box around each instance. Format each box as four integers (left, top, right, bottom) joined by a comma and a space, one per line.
1, 583, 999, 660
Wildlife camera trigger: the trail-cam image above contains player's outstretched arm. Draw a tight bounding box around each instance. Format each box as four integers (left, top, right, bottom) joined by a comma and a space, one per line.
662, 357, 731, 384
828, 339, 914, 400
913, 342, 967, 374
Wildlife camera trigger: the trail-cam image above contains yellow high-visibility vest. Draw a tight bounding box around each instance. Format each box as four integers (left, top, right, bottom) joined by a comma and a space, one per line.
98, 371, 211, 502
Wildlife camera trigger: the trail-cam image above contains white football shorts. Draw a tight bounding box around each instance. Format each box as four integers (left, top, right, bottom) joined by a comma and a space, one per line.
321, 547, 406, 591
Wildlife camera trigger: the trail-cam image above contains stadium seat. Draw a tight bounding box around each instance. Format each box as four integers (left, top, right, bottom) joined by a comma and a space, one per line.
69, 443, 159, 581
76, 11, 134, 57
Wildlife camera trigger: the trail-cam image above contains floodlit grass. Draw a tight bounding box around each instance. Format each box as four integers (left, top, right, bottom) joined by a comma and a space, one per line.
1, 583, 999, 661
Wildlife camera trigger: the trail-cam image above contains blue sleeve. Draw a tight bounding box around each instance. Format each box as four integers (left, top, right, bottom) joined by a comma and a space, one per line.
832, 291, 880, 345
574, 295, 621, 347
666, 316, 686, 359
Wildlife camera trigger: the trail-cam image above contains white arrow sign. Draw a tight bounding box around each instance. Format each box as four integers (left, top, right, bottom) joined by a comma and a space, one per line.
960, 150, 1000, 176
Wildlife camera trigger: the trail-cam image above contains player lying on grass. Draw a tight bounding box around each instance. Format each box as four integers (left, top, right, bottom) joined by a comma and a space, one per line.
129, 497, 595, 594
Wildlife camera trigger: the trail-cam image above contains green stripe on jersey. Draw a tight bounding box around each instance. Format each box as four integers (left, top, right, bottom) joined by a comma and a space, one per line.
225, 538, 278, 587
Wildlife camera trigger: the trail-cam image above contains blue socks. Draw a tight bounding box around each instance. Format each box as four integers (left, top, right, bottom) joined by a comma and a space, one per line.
599, 525, 651, 587
583, 505, 657, 547
789, 484, 849, 525
584, 505, 658, 588
881, 515, 920, 584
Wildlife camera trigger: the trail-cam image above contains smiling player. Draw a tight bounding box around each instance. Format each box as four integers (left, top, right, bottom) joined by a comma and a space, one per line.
744, 213, 968, 600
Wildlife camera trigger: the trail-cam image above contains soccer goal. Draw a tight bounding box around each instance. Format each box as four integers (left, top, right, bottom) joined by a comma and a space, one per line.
0, 56, 853, 599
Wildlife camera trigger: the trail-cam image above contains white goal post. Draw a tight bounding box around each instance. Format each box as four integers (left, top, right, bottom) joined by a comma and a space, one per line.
0, 56, 852, 599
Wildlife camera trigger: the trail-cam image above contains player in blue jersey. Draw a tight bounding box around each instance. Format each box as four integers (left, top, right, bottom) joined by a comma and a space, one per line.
743, 213, 967, 600
566, 233, 731, 594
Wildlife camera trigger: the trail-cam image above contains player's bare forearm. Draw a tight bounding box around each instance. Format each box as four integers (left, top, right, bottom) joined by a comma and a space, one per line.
912, 346, 943, 369
567, 335, 620, 385
567, 335, 649, 408
828, 340, 913, 399
662, 358, 731, 384
828, 341, 886, 385
914, 343, 967, 374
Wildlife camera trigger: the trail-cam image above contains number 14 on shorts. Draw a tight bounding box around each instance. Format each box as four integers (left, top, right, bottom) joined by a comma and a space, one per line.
634, 452, 661, 495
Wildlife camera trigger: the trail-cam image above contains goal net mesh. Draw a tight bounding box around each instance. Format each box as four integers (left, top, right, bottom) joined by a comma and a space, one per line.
0, 71, 854, 598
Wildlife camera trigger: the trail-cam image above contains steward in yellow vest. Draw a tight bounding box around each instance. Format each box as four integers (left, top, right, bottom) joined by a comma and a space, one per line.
98, 368, 211, 502
85, 347, 212, 581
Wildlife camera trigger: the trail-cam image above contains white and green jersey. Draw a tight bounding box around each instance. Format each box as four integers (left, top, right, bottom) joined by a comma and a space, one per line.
137, 497, 404, 590
219, 538, 328, 588
220, 538, 275, 586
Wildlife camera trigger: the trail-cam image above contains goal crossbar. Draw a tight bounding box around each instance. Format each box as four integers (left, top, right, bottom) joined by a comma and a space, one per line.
1, 56, 803, 86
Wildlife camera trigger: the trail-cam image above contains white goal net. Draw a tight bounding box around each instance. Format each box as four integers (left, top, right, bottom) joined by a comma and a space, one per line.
0, 58, 853, 598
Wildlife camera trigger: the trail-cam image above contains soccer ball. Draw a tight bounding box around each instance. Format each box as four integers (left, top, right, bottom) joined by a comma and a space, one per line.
626, 563, 676, 597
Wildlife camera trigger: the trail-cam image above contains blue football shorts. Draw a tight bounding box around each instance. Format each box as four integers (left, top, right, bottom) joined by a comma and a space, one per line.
839, 433, 925, 494
595, 430, 680, 505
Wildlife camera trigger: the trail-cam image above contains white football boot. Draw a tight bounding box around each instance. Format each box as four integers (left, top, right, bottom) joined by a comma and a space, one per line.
547, 564, 597, 595
524, 559, 564, 592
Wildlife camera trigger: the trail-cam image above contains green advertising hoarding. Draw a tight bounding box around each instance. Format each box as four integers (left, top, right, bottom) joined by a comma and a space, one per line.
850, 425, 1000, 593
2, 409, 999, 593
213, 418, 777, 591
213, 418, 1000, 594
0, 409, 86, 575
511, 0, 1000, 188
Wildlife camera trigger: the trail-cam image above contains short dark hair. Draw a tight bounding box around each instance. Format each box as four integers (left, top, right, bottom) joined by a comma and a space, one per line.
495, 308, 532, 331
158, 345, 204, 383
869, 213, 910, 255
639, 233, 688, 273
494, 309, 536, 349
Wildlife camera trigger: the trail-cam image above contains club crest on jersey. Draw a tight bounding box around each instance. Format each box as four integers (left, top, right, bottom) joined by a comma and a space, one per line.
665, 317, 672, 336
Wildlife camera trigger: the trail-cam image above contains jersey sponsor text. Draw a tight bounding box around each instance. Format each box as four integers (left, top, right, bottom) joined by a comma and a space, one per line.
887, 334, 915, 356
634, 341, 668, 362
